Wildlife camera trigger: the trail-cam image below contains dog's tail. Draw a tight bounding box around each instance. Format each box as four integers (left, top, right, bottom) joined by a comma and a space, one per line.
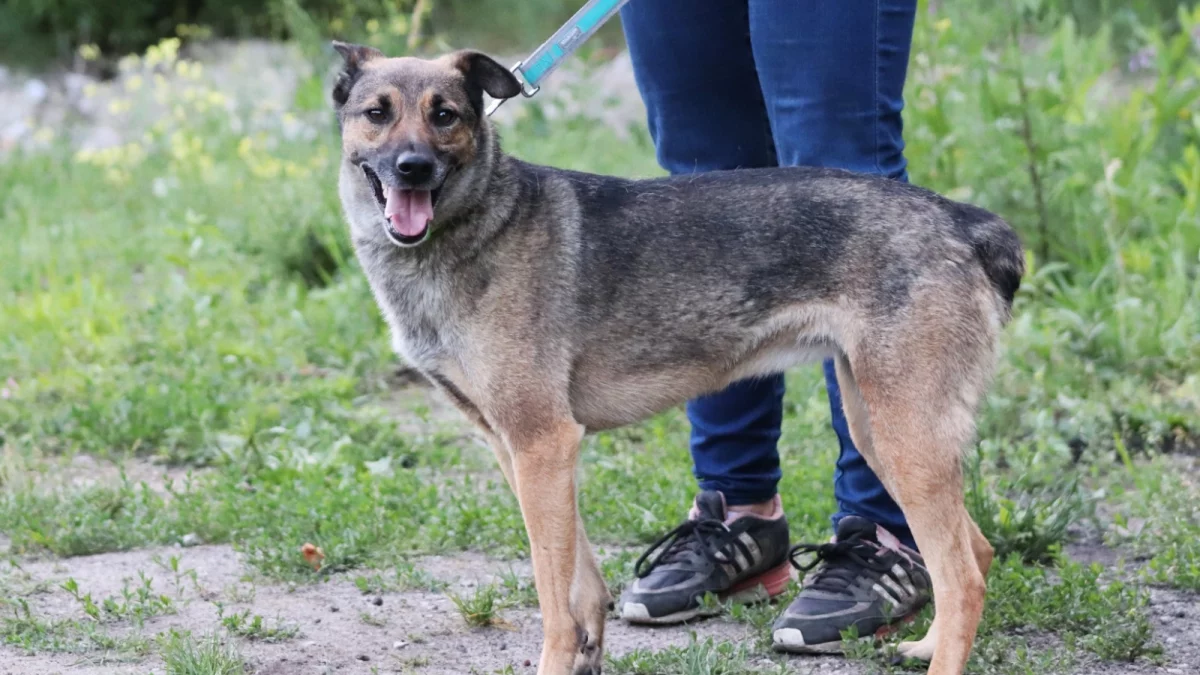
954, 203, 1025, 317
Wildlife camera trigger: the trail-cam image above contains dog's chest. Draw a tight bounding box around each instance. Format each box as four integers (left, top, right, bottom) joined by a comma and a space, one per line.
365, 267, 456, 370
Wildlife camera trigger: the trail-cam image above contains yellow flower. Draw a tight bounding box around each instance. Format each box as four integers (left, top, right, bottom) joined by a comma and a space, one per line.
77, 43, 101, 61
390, 16, 409, 35
125, 74, 144, 92
935, 18, 952, 33
366, 19, 380, 34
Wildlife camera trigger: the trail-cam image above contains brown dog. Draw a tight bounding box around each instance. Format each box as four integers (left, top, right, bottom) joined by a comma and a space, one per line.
331, 42, 1022, 675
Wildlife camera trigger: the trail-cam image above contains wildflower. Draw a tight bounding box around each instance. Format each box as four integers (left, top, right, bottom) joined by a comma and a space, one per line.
125, 74, 143, 92
77, 44, 101, 61
934, 18, 951, 33
366, 19, 380, 34
1128, 46, 1155, 73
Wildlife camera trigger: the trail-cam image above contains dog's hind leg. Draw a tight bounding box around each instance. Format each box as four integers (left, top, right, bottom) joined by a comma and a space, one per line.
838, 347, 990, 675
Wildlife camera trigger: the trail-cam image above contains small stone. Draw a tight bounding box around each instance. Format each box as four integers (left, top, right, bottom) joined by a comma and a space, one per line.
372, 595, 383, 606
180, 533, 201, 547
313, 618, 321, 624
499, 643, 506, 651
392, 640, 407, 650
523, 660, 532, 667
356, 655, 369, 662
330, 605, 339, 612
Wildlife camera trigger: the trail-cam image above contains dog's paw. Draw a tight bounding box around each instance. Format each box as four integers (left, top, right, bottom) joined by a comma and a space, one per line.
896, 637, 936, 662
571, 630, 603, 675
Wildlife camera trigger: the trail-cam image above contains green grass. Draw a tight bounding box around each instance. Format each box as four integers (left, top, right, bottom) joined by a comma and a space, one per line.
608, 635, 787, 675
1, 0, 1199, 672
447, 584, 512, 628
216, 606, 299, 642
159, 630, 247, 675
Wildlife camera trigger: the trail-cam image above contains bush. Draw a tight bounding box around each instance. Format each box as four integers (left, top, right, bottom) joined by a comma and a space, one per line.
0, 0, 418, 65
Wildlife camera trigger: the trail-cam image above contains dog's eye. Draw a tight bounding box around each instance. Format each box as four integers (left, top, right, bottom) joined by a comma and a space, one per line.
365, 108, 387, 123
432, 109, 458, 128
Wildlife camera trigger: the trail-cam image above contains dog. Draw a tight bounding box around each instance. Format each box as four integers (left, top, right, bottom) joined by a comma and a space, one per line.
331, 42, 1024, 675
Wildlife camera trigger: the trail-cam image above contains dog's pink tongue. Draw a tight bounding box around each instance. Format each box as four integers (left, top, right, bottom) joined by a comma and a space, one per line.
384, 187, 433, 237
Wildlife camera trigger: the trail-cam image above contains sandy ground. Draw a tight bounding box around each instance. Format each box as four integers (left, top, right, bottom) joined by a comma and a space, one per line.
0, 543, 857, 675
3, 537, 1198, 674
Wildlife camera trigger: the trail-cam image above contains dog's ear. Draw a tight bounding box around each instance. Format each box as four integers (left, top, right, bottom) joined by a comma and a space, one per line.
331, 41, 384, 108
449, 50, 522, 112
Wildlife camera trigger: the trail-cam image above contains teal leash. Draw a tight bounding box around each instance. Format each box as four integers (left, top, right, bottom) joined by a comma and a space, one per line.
485, 0, 632, 116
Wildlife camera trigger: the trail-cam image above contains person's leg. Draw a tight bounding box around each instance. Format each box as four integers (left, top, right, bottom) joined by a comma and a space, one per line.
616, 0, 793, 625
621, 0, 784, 509
745, 0, 932, 654
749, 0, 918, 547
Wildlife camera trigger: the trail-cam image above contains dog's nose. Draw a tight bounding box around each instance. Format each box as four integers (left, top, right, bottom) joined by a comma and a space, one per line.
396, 152, 435, 184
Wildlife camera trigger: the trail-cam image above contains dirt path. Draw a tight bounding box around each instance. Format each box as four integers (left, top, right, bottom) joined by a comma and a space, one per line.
1, 544, 862, 675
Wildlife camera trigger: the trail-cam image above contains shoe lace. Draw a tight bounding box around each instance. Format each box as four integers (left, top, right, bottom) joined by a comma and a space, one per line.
634, 518, 737, 579
787, 531, 896, 594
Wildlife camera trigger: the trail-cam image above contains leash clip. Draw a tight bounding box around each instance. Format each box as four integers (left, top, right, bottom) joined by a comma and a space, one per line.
485, 61, 542, 117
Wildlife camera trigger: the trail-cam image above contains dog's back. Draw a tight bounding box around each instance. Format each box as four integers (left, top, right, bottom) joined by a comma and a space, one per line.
490, 162, 1023, 429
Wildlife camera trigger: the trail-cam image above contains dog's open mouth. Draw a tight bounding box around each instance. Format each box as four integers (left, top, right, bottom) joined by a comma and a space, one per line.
362, 165, 441, 246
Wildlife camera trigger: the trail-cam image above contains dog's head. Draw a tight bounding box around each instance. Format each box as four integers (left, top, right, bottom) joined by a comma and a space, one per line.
332, 43, 521, 246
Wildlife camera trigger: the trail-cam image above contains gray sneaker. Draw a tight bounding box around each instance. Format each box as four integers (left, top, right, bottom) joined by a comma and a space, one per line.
619, 490, 792, 625
772, 516, 931, 653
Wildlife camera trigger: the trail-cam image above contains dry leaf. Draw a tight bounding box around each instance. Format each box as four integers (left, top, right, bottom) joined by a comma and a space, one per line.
301, 542, 325, 571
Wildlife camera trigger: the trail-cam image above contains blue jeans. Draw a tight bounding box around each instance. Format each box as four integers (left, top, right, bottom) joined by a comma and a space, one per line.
620, 0, 918, 548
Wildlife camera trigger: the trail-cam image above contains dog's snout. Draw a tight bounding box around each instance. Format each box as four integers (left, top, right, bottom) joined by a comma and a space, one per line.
396, 152, 435, 183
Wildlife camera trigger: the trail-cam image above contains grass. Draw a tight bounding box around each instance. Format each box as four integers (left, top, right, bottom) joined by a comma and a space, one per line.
447, 584, 512, 628
216, 606, 299, 642
159, 630, 247, 675
608, 635, 787, 675
1, 0, 1199, 672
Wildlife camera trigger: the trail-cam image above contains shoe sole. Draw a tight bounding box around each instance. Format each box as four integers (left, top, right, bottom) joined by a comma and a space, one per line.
771, 603, 925, 654
621, 561, 792, 625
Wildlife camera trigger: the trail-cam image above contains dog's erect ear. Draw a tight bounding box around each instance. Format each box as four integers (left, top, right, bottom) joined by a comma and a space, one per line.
450, 50, 522, 111
331, 41, 384, 108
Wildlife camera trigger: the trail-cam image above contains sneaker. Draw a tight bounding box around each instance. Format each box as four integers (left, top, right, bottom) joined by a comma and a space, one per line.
772, 516, 931, 653
619, 490, 792, 625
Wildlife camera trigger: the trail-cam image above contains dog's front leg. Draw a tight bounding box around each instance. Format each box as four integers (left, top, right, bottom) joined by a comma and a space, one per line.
507, 419, 599, 675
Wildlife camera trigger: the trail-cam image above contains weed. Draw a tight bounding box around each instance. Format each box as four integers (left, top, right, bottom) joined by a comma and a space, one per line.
606, 634, 787, 674
61, 574, 174, 627
1, 598, 150, 656
359, 611, 387, 627
159, 629, 247, 675
498, 568, 539, 608
447, 584, 511, 628
216, 605, 299, 642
